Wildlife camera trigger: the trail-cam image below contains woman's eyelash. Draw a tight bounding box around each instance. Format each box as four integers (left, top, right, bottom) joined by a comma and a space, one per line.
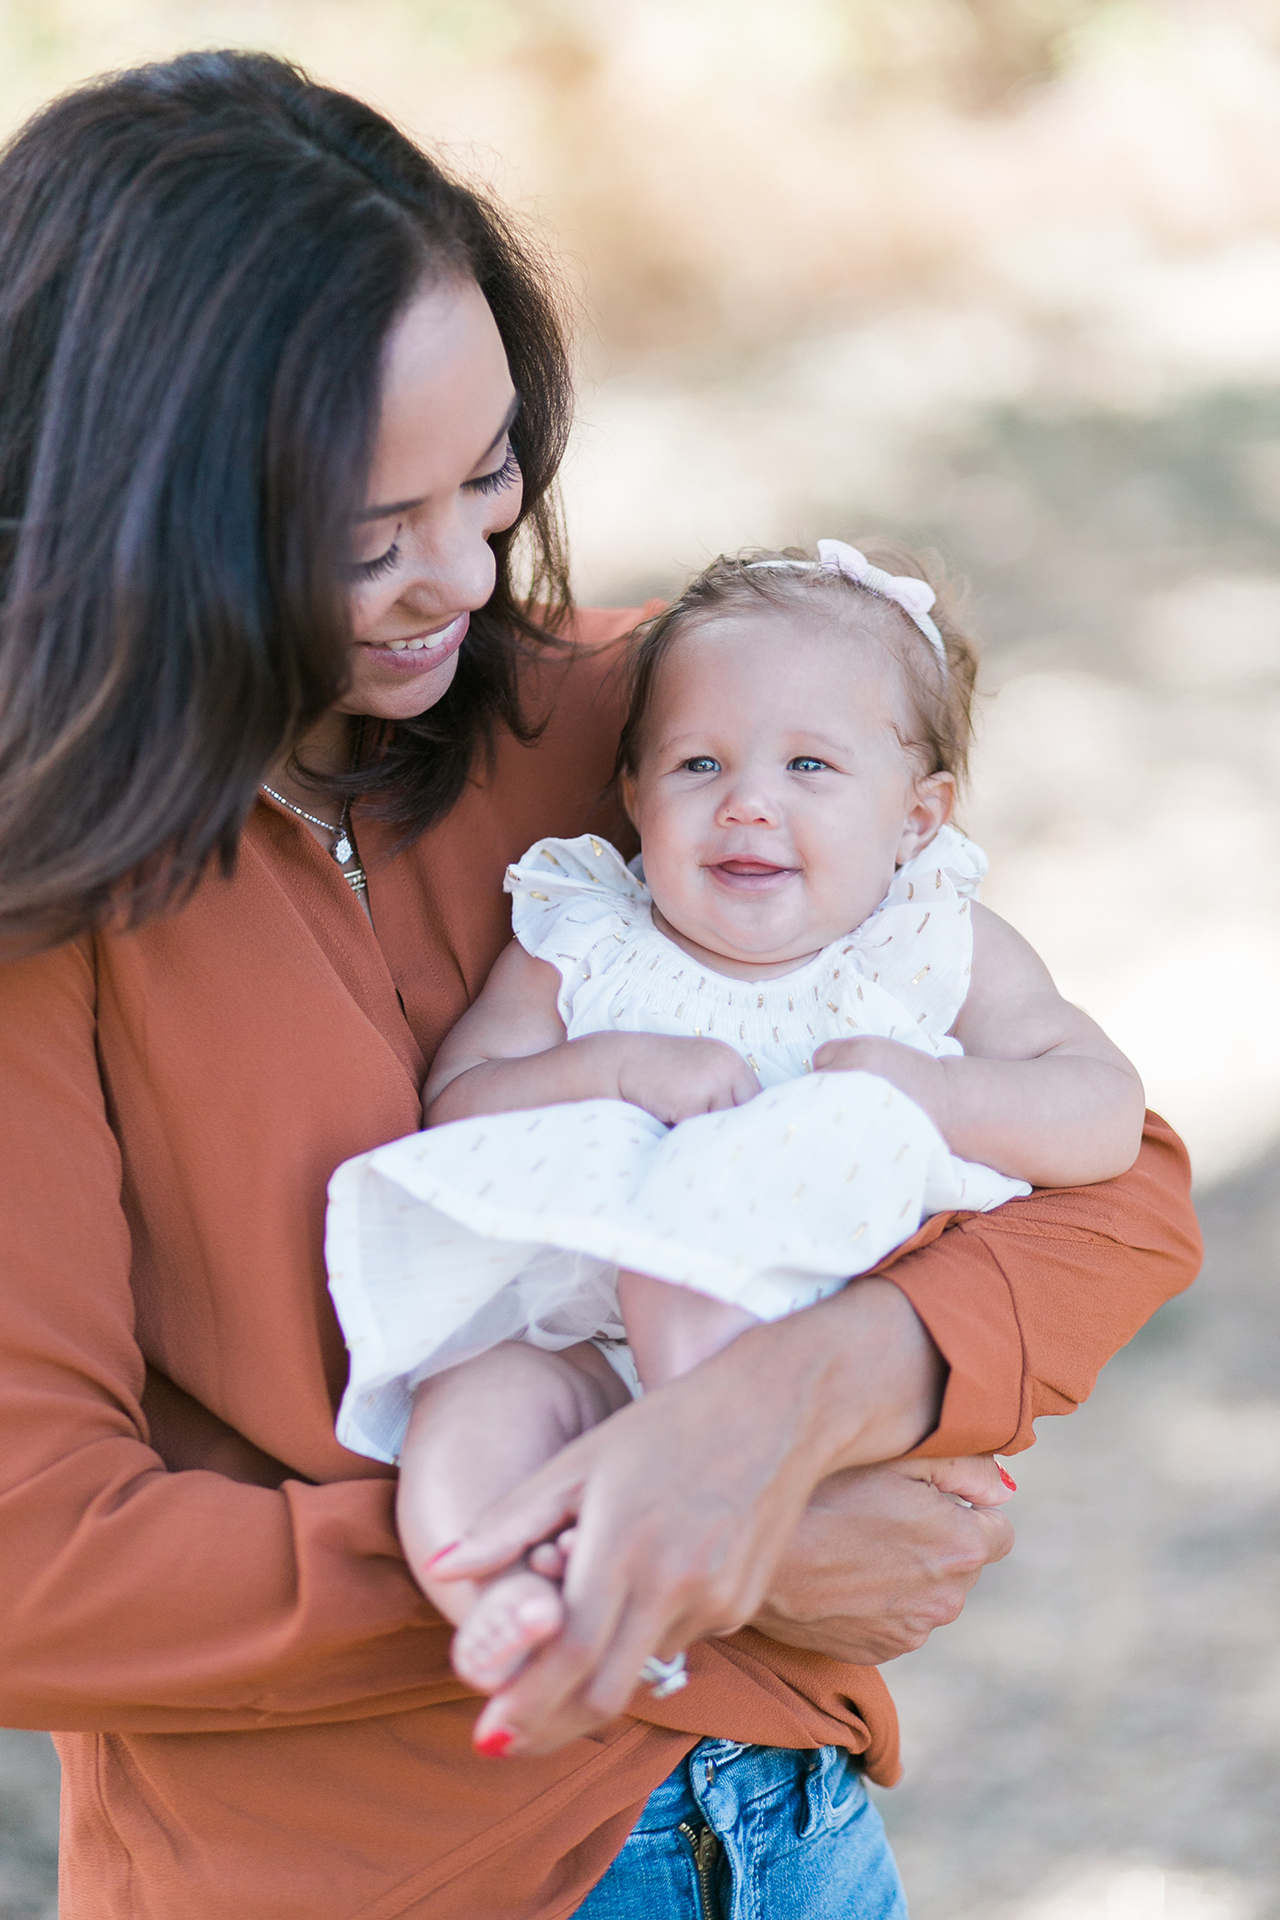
346, 445, 519, 580
465, 442, 521, 497
347, 535, 401, 582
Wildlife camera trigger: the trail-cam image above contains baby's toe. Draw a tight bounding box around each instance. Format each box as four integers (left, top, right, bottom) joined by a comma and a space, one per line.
528, 1540, 567, 1578
451, 1572, 563, 1693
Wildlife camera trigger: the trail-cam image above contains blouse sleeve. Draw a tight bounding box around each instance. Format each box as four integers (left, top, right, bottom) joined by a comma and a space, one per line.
505, 834, 647, 1026
0, 940, 454, 1733
885, 1112, 1201, 1457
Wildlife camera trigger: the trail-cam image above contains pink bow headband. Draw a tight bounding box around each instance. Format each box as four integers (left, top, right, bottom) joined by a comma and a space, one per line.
747, 538, 947, 677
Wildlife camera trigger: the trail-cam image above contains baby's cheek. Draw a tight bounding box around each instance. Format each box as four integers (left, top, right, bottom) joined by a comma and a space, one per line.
634, 826, 696, 922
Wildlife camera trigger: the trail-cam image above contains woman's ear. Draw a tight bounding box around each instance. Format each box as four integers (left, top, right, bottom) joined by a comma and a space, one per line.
895, 771, 955, 865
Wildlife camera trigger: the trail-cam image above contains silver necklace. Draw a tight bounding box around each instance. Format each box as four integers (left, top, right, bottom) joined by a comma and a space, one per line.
260, 785, 367, 895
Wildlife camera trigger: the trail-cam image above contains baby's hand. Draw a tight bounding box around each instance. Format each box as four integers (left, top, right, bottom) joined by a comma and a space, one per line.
612, 1033, 761, 1125
813, 1035, 947, 1127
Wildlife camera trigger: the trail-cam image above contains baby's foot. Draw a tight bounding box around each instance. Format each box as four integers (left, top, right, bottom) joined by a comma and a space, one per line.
451, 1569, 564, 1693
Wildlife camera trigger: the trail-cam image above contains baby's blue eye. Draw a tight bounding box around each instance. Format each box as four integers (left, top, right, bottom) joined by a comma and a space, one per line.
788, 756, 826, 773
682, 756, 720, 773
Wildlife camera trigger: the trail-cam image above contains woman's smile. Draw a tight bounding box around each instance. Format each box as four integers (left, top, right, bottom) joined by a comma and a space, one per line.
358, 610, 470, 674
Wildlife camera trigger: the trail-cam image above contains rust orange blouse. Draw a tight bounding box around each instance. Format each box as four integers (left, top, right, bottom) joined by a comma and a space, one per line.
0, 613, 1201, 1919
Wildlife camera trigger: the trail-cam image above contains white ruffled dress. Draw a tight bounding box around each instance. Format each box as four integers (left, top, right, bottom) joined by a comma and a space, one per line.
327, 825, 1029, 1462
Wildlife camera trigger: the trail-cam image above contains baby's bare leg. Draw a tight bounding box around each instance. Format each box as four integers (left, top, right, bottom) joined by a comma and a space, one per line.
616, 1269, 760, 1388
398, 1340, 629, 1691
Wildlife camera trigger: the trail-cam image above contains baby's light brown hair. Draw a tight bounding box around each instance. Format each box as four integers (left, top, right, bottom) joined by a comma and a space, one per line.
616, 543, 979, 786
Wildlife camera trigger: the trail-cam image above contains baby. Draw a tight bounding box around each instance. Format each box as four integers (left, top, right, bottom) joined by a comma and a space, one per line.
327, 539, 1144, 1714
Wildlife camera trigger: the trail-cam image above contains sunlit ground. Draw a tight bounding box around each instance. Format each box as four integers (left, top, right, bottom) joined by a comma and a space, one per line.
1, 3, 1278, 1915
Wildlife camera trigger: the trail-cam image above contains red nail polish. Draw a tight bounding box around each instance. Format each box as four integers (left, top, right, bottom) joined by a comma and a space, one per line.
997, 1465, 1017, 1492
424, 1541, 462, 1569
475, 1728, 514, 1759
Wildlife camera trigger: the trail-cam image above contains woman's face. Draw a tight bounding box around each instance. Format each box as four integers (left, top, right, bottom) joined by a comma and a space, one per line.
339, 276, 523, 721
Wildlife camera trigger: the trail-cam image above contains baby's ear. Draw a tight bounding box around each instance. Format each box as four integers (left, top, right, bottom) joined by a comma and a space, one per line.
897, 771, 954, 863
618, 770, 639, 828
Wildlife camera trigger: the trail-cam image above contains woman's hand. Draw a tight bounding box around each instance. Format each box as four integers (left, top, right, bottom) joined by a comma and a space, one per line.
752, 1456, 1015, 1665
429, 1277, 951, 1755
434, 1359, 822, 1754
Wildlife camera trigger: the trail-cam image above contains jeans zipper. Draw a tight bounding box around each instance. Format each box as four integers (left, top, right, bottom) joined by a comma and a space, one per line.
677, 1820, 724, 1920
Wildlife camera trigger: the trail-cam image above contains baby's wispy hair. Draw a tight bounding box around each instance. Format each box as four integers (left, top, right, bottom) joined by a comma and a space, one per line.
616, 542, 979, 787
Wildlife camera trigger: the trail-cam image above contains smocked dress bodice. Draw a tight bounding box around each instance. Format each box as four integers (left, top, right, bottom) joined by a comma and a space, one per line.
505, 824, 984, 1082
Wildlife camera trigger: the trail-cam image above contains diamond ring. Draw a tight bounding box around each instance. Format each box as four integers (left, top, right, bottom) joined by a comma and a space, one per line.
639, 1651, 688, 1698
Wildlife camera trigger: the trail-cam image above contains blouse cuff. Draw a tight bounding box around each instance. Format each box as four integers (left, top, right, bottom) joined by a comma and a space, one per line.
880, 1216, 1025, 1459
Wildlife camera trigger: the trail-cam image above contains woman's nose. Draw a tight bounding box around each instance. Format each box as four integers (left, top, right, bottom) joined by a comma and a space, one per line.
402, 512, 499, 617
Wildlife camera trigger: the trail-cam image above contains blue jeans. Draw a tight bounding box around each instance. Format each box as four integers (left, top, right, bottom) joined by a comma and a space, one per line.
572, 1739, 908, 1918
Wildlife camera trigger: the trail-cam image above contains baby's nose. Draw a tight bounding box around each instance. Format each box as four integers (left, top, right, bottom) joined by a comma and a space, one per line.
717, 779, 780, 824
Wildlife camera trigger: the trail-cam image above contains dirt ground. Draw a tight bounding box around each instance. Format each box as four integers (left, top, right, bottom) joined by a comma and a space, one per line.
875, 1151, 1280, 1920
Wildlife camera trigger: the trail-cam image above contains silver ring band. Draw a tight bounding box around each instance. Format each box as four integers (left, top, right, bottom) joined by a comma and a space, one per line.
640, 1651, 689, 1698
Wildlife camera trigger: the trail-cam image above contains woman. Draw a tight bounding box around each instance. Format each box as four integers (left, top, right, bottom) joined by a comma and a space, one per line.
0, 50, 1199, 1920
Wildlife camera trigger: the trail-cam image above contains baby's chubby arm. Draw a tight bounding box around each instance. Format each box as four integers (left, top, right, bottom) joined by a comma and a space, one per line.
812, 904, 1145, 1186
424, 939, 760, 1128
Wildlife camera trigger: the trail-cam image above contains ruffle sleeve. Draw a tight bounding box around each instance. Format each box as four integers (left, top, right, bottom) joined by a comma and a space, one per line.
504, 835, 650, 1027
843, 825, 985, 1040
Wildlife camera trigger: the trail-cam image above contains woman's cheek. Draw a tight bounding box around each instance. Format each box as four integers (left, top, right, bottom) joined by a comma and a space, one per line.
486, 479, 523, 536
348, 581, 398, 643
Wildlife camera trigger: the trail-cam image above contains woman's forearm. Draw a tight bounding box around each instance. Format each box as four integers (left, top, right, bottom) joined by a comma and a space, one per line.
717, 1275, 948, 1482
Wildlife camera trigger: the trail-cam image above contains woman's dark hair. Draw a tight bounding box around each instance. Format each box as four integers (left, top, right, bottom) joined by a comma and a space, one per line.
0, 49, 573, 952
616, 544, 980, 786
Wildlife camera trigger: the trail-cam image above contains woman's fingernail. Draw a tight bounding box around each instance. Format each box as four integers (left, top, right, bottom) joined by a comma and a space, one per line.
997, 1465, 1017, 1492
424, 1541, 462, 1569
474, 1728, 515, 1759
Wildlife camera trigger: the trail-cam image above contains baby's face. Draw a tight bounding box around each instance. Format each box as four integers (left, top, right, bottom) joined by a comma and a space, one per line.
623, 610, 953, 974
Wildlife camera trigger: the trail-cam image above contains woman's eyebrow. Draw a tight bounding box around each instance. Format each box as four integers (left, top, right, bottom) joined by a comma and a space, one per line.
356, 392, 521, 522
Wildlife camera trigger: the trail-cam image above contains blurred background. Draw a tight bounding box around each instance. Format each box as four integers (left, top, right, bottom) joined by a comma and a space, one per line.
1, 0, 1278, 1914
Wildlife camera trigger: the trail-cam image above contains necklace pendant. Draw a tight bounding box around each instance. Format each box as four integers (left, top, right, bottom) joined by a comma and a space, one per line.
332, 833, 354, 865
